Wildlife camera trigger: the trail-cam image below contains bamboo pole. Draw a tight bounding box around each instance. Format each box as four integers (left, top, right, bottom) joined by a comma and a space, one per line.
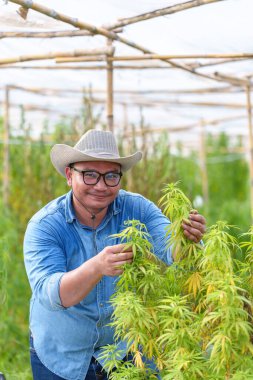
123, 103, 133, 191
214, 72, 249, 86
1, 64, 251, 81
110, 0, 226, 29
139, 107, 146, 159
94, 97, 246, 109
54, 56, 252, 72
138, 99, 246, 109
0, 64, 174, 70
8, 84, 81, 95
246, 82, 253, 223
3, 84, 237, 96
55, 53, 253, 63
0, 30, 93, 39
190, 57, 253, 70
123, 114, 246, 137
123, 104, 131, 155
55, 56, 107, 63
109, 53, 253, 61
106, 39, 114, 132
6, 0, 229, 84
0, 101, 75, 116
0, 47, 114, 65
90, 85, 238, 95
3, 86, 10, 207
199, 120, 209, 206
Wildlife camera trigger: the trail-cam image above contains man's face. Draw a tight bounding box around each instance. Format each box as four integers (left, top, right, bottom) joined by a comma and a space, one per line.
65, 161, 121, 212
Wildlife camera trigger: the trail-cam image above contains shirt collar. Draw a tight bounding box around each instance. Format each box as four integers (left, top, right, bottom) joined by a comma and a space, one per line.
65, 190, 121, 224
65, 191, 76, 223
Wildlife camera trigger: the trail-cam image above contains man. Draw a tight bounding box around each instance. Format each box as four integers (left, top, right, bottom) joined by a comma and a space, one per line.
24, 129, 206, 380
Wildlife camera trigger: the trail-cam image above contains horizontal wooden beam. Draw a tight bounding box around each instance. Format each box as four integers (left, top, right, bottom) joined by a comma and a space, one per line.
123, 114, 246, 136
107, 0, 226, 29
0, 28, 122, 39
4, 84, 238, 95
0, 47, 114, 65
109, 53, 253, 61
0, 64, 174, 70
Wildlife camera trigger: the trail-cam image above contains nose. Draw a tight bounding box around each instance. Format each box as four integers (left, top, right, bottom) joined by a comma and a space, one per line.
93, 176, 108, 190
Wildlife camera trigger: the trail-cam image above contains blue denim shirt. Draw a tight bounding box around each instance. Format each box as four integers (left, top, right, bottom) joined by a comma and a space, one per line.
23, 189, 172, 380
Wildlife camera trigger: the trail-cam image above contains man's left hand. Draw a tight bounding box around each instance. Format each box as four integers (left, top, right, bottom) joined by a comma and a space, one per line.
182, 210, 206, 243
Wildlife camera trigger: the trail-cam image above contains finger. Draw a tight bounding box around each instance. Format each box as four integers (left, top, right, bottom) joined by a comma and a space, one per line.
109, 244, 132, 254
182, 218, 205, 232
110, 251, 133, 262
109, 269, 124, 277
189, 213, 206, 226
182, 224, 203, 241
190, 209, 199, 215
114, 259, 133, 268
183, 229, 199, 243
185, 220, 206, 234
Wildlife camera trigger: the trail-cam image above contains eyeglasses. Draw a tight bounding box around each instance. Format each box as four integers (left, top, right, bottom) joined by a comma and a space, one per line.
70, 166, 122, 187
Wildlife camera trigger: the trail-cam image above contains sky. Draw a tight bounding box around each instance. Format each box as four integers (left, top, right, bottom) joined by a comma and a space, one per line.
0, 0, 252, 150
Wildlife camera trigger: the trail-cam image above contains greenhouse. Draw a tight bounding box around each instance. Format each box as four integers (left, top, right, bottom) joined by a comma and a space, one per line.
0, 1, 253, 379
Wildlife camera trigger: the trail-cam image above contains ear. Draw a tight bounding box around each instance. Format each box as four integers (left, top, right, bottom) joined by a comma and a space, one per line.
65, 167, 72, 187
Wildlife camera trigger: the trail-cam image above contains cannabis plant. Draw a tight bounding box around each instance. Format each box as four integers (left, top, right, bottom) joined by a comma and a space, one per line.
100, 182, 253, 379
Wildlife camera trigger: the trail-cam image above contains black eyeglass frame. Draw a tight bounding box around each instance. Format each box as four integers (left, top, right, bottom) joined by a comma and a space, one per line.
70, 166, 122, 187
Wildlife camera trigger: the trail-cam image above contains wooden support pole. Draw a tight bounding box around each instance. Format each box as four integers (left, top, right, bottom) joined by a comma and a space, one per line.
123, 103, 133, 191
1, 84, 238, 95
123, 103, 130, 155
3, 86, 10, 208
122, 114, 246, 137
106, 39, 114, 132
0, 30, 93, 39
55, 53, 253, 63
199, 120, 209, 207
0, 64, 175, 70
55, 56, 107, 63
246, 82, 253, 223
0, 47, 114, 66
214, 72, 249, 86
109, 53, 253, 61
112, 0, 225, 28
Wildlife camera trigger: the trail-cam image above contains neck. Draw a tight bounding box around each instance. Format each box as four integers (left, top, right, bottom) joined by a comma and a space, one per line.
72, 191, 107, 227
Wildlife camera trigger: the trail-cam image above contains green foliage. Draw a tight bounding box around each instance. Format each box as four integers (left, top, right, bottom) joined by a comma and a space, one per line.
100, 184, 253, 380
205, 133, 250, 230
0, 209, 31, 379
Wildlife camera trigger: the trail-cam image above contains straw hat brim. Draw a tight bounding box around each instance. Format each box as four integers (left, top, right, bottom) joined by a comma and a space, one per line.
50, 144, 142, 177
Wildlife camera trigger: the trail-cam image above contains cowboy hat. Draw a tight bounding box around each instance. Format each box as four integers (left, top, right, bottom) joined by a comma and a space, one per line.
50, 129, 142, 177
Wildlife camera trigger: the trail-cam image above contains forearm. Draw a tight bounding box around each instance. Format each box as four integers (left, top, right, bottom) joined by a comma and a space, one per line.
60, 243, 133, 308
59, 256, 103, 308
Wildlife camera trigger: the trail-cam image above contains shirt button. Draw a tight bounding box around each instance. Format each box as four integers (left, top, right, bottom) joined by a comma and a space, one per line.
97, 322, 101, 327
99, 303, 103, 307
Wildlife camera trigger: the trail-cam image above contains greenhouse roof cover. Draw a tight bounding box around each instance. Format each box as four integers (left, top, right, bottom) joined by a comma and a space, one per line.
0, 0, 252, 149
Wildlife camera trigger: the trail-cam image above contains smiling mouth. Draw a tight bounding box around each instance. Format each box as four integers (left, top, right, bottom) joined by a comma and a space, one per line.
90, 193, 109, 199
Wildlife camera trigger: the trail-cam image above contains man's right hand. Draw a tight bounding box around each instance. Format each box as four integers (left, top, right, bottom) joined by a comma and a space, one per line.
60, 244, 133, 307
96, 243, 133, 277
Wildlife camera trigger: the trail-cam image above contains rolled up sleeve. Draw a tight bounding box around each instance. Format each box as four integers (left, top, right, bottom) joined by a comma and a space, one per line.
24, 220, 67, 310
46, 272, 65, 310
